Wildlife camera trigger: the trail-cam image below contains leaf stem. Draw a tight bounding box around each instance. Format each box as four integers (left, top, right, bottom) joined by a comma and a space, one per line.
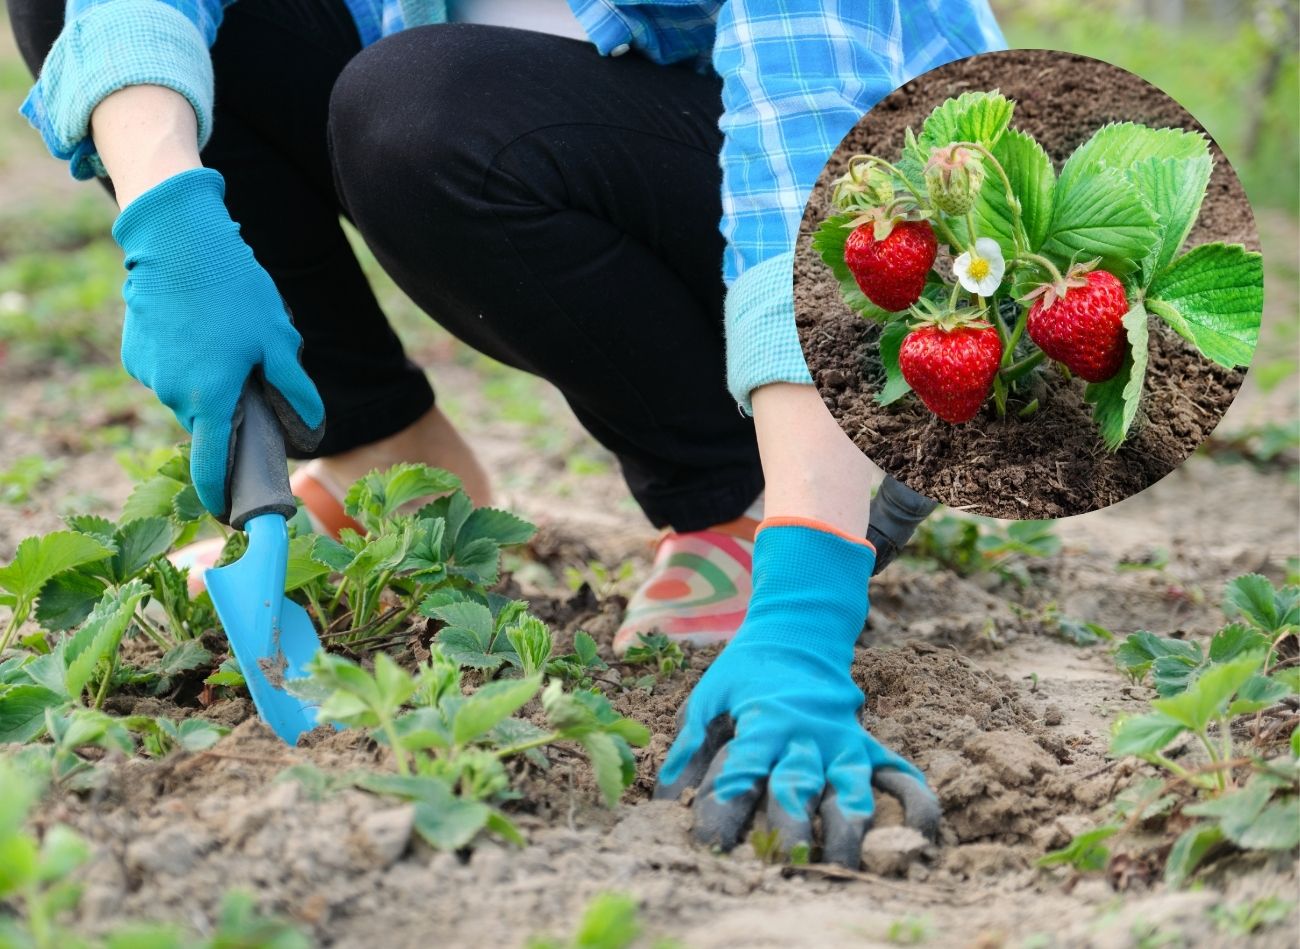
1000, 350, 1046, 383
94, 649, 118, 710
494, 731, 561, 759
132, 610, 173, 651
1018, 251, 1065, 285
0, 609, 23, 654
379, 714, 411, 776
949, 140, 1026, 254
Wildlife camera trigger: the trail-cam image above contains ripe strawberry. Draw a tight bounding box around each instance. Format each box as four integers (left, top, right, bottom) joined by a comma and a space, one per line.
1026, 267, 1129, 383
845, 218, 937, 312
899, 317, 1002, 424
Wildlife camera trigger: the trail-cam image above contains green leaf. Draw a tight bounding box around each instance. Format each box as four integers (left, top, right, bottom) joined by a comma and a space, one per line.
418, 490, 475, 557
1222, 574, 1297, 633
36, 824, 90, 883
1184, 781, 1271, 842
580, 730, 629, 807
450, 537, 502, 586
452, 675, 541, 746
1042, 169, 1159, 276
963, 127, 1055, 257
1273, 668, 1300, 696
876, 320, 912, 405
63, 514, 117, 548
1291, 725, 1300, 758
1083, 300, 1150, 451
0, 531, 115, 603
1209, 623, 1272, 662
1036, 825, 1118, 872
171, 717, 227, 753
0, 684, 65, 743
35, 568, 107, 632
918, 90, 1014, 154
395, 518, 448, 579
345, 463, 461, 528
457, 508, 536, 549
574, 631, 600, 667
413, 797, 490, 851
1129, 153, 1213, 284
205, 657, 245, 688
310, 535, 355, 573
389, 707, 452, 752
1055, 122, 1210, 199
155, 640, 212, 679
1147, 243, 1262, 368
1151, 652, 1265, 732
484, 809, 526, 847
284, 534, 330, 592
505, 616, 553, 677
1228, 674, 1291, 716
1165, 823, 1224, 887
109, 517, 176, 582
64, 580, 149, 699
810, 213, 892, 321
1110, 711, 1186, 758
425, 600, 494, 644
171, 483, 207, 524
572, 892, 642, 949
120, 475, 184, 523
1237, 799, 1300, 851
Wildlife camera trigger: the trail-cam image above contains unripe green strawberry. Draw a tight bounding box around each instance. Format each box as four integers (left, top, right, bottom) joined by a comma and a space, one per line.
844, 218, 937, 312
898, 312, 1002, 424
924, 145, 986, 216
1026, 267, 1128, 383
831, 159, 895, 211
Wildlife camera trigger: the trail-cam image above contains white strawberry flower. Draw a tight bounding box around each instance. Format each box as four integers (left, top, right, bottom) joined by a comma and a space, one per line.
954, 238, 1005, 297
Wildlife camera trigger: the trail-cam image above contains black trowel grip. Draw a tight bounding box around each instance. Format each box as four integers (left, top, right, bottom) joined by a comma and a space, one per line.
228, 381, 297, 531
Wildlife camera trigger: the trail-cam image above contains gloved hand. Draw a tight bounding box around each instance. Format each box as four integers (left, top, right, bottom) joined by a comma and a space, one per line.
655, 519, 939, 867
867, 476, 937, 575
112, 167, 325, 519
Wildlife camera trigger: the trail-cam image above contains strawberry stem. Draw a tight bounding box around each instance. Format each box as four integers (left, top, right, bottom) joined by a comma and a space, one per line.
986, 294, 1012, 355
1018, 252, 1065, 285
1002, 349, 1046, 383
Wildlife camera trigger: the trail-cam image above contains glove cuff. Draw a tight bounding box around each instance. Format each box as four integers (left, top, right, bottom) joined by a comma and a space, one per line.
736, 519, 875, 662
112, 167, 254, 292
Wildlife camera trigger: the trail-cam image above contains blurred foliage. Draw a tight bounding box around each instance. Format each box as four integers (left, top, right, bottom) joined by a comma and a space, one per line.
997, 0, 1299, 209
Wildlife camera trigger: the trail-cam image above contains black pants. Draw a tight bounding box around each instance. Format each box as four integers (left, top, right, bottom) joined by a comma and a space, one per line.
9, 0, 764, 532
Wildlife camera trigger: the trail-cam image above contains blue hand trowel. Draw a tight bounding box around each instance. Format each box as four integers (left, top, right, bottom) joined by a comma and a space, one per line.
206, 384, 324, 744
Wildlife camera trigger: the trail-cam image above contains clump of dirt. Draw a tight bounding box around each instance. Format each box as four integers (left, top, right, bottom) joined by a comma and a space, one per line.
795, 49, 1254, 518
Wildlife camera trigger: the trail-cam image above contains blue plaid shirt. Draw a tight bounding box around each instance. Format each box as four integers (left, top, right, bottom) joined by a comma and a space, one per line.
22, 0, 1004, 411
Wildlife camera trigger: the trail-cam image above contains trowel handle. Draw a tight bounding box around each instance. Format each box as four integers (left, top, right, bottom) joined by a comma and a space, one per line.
228, 381, 297, 531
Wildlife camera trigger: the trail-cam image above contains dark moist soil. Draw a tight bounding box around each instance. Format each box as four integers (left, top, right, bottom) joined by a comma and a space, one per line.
795, 49, 1256, 519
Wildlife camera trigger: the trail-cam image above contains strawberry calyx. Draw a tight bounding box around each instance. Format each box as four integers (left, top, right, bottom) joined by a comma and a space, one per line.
1019, 257, 1103, 311
905, 297, 990, 334
840, 199, 931, 243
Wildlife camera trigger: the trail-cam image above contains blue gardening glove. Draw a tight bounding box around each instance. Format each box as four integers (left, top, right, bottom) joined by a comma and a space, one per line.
655, 519, 939, 867
112, 167, 324, 520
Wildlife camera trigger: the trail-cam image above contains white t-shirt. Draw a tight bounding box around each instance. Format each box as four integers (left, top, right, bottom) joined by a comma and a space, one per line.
449, 0, 588, 41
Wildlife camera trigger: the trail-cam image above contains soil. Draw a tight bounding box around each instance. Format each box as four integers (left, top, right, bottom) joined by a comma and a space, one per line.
795, 49, 1257, 519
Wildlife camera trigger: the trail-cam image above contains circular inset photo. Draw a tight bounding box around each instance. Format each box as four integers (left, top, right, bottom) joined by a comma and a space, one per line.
795, 49, 1262, 519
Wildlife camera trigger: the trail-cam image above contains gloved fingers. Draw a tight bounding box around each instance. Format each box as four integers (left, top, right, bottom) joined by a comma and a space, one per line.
873, 768, 941, 843
261, 340, 326, 454
818, 785, 873, 869
764, 738, 823, 855
191, 410, 237, 519
654, 710, 733, 800
691, 720, 782, 851
820, 744, 877, 868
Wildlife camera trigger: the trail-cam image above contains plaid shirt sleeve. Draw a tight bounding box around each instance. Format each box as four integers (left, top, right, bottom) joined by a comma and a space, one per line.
20, 0, 233, 180
715, 0, 1005, 412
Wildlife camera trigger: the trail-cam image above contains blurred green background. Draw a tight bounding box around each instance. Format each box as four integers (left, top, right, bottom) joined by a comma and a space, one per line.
998, 0, 1299, 211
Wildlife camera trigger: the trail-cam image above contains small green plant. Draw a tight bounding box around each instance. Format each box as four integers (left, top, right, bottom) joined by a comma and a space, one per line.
528, 892, 667, 949
622, 632, 686, 691
884, 915, 932, 945
1043, 574, 1299, 888
814, 90, 1262, 447
0, 455, 65, 505
288, 636, 649, 850
749, 828, 810, 866
907, 513, 1058, 584
564, 560, 637, 600
545, 631, 610, 690
1208, 894, 1293, 937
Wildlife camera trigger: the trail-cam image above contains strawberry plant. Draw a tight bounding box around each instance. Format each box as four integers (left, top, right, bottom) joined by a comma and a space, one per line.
1041, 574, 1299, 887
813, 90, 1262, 448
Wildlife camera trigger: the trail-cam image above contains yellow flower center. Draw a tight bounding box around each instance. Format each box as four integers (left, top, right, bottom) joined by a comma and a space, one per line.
968, 257, 991, 280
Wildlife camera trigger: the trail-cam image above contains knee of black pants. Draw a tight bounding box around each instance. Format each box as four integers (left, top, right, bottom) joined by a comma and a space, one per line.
328, 26, 497, 246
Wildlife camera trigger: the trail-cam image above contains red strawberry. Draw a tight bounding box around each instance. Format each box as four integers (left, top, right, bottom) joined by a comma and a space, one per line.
1026, 268, 1128, 383
845, 219, 937, 312
899, 320, 1002, 424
